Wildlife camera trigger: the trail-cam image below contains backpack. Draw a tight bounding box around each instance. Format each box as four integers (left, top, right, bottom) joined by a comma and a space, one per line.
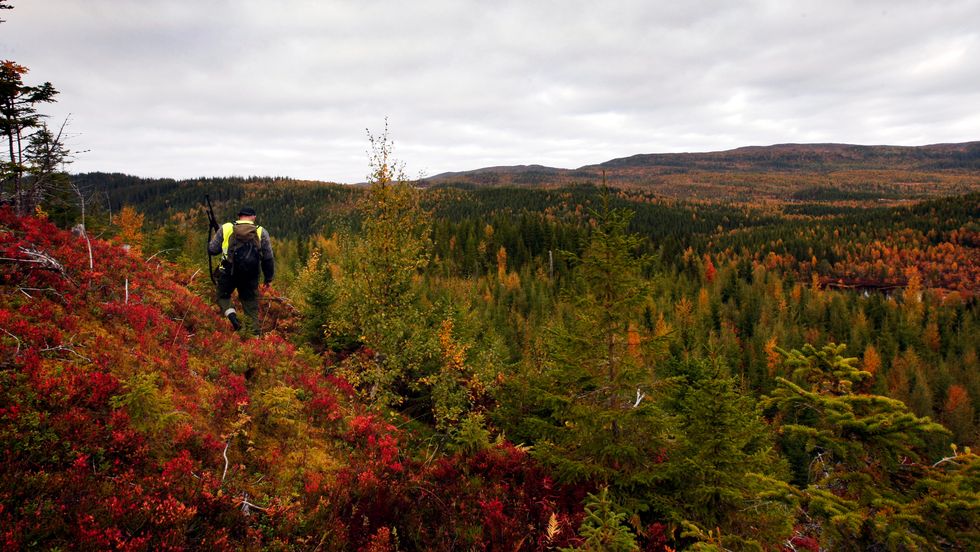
229, 223, 262, 276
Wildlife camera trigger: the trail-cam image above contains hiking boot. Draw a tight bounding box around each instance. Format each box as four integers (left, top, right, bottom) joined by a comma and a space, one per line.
228, 312, 242, 331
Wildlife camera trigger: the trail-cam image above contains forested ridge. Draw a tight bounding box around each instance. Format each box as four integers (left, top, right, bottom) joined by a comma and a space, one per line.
79, 171, 979, 293
592, 142, 980, 172
424, 142, 980, 200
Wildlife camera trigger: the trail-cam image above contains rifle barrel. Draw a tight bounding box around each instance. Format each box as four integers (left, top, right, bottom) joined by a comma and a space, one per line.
204, 195, 219, 284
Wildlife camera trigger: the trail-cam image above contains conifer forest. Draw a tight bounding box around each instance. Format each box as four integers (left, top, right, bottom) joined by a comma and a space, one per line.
3, 3, 980, 550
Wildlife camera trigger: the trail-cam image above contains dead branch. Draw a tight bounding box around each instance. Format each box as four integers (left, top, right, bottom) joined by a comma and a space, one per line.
4, 247, 63, 269
263, 294, 297, 309
238, 492, 270, 515
40, 340, 91, 362
0, 246, 76, 285
808, 450, 832, 483
933, 455, 961, 468
12, 286, 65, 301
222, 438, 231, 482
81, 228, 94, 271
145, 248, 177, 263
633, 388, 645, 407
1, 328, 22, 355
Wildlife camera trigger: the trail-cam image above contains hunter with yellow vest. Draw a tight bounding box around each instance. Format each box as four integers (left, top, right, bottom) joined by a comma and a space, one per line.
207, 206, 275, 335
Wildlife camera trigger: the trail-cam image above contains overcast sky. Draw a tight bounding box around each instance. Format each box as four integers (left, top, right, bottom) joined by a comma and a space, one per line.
3, 0, 979, 183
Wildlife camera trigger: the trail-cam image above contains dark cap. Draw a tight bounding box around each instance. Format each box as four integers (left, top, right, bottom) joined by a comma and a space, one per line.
237, 206, 256, 217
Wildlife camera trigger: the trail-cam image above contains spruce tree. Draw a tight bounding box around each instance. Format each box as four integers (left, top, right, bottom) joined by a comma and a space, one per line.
503, 198, 670, 510
761, 343, 979, 549
662, 358, 795, 548
0, 60, 60, 214
562, 487, 639, 552
325, 124, 434, 408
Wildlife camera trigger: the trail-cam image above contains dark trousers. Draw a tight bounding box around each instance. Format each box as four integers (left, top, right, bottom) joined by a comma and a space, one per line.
216, 268, 260, 335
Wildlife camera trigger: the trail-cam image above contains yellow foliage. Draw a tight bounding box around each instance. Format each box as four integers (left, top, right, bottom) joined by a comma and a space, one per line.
502, 271, 521, 291
544, 513, 561, 543
318, 233, 341, 258
697, 287, 710, 313
790, 283, 803, 304
255, 385, 303, 434
654, 313, 672, 339
117, 205, 145, 255
674, 297, 693, 327
438, 319, 468, 372
496, 246, 507, 282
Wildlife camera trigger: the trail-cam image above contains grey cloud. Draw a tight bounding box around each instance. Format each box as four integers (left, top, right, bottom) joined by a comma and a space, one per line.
3, 0, 979, 182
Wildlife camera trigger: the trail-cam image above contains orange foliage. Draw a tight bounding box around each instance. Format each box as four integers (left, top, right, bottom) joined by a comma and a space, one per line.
1, 59, 29, 76
944, 385, 970, 414
923, 321, 941, 353
627, 322, 641, 359
764, 336, 780, 377
703, 255, 716, 283
862, 345, 881, 375
496, 246, 507, 283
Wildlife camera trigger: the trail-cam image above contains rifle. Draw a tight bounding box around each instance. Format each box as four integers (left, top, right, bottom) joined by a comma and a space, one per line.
204, 195, 220, 284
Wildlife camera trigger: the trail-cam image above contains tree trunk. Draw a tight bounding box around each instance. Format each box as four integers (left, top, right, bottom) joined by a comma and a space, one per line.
4, 99, 19, 212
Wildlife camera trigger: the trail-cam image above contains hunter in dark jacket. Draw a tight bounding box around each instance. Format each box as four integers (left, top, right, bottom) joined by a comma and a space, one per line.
207, 206, 274, 335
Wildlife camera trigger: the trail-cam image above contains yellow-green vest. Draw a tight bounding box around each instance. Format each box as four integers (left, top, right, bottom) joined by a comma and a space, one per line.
220, 220, 264, 261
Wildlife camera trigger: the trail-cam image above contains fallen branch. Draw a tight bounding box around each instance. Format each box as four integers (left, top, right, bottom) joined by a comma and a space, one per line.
145, 248, 177, 263
238, 492, 270, 515
1, 328, 22, 355
222, 438, 231, 482
40, 341, 91, 362
17, 247, 64, 270
933, 455, 961, 468
12, 287, 65, 301
633, 388, 645, 408
0, 246, 76, 285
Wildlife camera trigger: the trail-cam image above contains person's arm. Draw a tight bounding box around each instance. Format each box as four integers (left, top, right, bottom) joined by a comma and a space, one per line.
207, 226, 224, 256
260, 230, 275, 284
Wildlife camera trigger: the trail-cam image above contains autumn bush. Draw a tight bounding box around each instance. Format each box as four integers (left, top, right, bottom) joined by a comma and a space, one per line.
4, 180, 978, 550
0, 208, 603, 550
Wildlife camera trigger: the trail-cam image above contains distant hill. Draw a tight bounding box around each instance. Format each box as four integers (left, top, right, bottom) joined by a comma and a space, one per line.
427, 164, 566, 186
591, 142, 980, 172
71, 142, 980, 212
423, 142, 980, 201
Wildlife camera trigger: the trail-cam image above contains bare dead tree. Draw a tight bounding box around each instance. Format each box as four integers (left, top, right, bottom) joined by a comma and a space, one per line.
68, 177, 94, 270
25, 119, 71, 208
103, 190, 112, 225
